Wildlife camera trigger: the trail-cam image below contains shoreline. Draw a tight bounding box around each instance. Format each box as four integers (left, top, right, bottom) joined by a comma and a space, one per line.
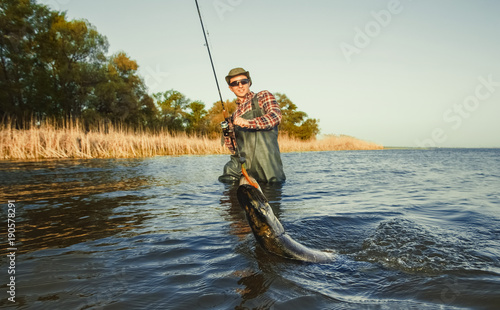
0, 125, 383, 161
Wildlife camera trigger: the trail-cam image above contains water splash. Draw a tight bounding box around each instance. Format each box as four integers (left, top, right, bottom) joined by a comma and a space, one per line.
357, 218, 476, 274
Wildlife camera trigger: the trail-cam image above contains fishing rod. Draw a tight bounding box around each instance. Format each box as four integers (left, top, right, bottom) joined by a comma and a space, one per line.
194, 0, 224, 110
194, 0, 258, 188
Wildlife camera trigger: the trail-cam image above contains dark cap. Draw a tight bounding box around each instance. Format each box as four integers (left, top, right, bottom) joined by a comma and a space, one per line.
225, 67, 252, 85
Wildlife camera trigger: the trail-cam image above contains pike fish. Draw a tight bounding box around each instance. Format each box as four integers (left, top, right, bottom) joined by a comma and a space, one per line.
237, 178, 336, 263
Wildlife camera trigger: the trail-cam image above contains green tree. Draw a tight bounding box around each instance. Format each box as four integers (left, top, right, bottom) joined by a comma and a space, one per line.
0, 0, 109, 125
185, 100, 208, 134
91, 52, 150, 127
153, 89, 189, 132
0, 0, 57, 125
42, 15, 109, 119
275, 93, 319, 140
138, 94, 159, 130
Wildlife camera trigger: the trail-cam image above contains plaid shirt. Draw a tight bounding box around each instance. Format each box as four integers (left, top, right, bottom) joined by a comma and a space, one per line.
224, 90, 282, 153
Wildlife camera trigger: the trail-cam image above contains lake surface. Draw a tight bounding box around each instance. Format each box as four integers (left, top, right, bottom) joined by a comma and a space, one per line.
1, 149, 499, 309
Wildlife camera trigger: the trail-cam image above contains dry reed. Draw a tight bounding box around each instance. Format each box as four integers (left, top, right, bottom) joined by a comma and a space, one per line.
278, 134, 383, 153
0, 120, 382, 160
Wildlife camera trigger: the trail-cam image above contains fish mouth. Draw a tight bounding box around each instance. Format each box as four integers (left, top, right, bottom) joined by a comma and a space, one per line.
237, 184, 268, 209
237, 185, 268, 214
237, 184, 276, 239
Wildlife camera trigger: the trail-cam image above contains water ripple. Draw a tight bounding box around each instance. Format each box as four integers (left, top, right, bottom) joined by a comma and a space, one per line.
1, 149, 500, 309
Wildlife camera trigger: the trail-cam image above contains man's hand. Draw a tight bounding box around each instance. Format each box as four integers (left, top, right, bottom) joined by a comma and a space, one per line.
233, 117, 251, 128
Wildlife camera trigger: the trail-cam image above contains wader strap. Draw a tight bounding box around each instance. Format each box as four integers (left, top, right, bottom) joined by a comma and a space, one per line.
251, 94, 258, 111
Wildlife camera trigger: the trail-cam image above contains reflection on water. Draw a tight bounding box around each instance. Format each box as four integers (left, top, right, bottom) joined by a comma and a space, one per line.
221, 182, 288, 308
1, 159, 153, 255
0, 150, 499, 309
221, 182, 284, 240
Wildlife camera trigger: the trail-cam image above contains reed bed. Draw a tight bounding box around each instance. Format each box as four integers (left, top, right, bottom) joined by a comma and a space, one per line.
0, 121, 382, 160
278, 134, 383, 153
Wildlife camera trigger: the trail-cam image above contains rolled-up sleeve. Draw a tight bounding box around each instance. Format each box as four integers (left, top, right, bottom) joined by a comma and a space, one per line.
247, 90, 282, 130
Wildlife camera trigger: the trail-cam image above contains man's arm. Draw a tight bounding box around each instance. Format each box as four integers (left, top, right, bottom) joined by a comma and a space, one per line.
246, 90, 282, 130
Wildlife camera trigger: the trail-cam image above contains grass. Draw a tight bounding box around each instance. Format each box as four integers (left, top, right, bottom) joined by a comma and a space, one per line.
0, 120, 383, 160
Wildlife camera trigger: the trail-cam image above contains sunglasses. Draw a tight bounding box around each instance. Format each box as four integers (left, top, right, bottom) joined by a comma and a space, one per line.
229, 79, 250, 87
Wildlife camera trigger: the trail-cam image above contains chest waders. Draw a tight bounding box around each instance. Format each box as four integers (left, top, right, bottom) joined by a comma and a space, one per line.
218, 95, 286, 183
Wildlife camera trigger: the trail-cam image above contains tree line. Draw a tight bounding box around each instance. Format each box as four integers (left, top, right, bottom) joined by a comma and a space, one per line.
0, 0, 319, 139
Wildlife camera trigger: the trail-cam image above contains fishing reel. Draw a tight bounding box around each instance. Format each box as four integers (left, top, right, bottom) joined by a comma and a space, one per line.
220, 120, 233, 137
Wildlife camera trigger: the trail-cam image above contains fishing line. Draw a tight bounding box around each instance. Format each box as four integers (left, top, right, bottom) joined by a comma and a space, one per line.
194, 0, 258, 189
194, 0, 224, 108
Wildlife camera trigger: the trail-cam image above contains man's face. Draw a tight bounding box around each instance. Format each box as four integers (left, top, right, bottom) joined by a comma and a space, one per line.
229, 75, 251, 99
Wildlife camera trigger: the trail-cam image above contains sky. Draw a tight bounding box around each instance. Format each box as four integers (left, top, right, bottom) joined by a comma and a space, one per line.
38, 0, 500, 147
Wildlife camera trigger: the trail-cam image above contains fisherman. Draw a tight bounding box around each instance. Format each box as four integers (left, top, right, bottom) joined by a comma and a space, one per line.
218, 67, 286, 183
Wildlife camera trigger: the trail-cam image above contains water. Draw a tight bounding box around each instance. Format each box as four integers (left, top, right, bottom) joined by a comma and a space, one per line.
1, 149, 499, 309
